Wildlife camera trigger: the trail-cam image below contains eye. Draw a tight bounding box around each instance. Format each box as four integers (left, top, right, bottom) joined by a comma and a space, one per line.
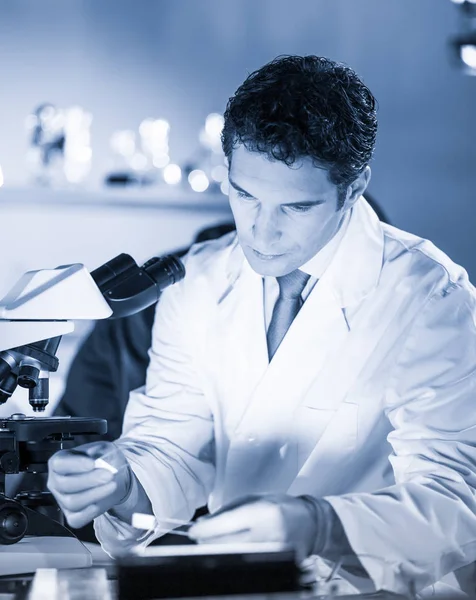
286, 204, 313, 213
236, 190, 255, 201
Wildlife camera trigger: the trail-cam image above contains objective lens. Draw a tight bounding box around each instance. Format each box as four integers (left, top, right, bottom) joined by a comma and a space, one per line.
0, 372, 18, 405
29, 378, 49, 412
17, 365, 40, 389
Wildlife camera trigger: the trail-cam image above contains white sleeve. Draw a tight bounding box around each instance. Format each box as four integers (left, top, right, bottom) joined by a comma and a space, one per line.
325, 280, 476, 594
94, 263, 215, 556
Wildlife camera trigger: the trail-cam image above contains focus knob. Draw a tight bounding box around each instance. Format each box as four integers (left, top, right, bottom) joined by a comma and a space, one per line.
0, 499, 28, 545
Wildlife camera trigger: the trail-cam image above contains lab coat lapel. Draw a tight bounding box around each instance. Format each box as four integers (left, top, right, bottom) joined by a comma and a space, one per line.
211, 252, 269, 425
288, 198, 386, 496
222, 279, 350, 500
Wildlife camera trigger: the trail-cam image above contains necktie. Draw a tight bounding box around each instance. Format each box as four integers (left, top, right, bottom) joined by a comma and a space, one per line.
267, 269, 310, 360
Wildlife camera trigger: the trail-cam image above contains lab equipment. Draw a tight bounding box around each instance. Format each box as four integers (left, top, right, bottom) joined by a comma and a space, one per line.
0, 251, 184, 573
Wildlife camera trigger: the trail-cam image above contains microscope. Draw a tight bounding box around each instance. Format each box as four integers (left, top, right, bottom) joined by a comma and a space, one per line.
0, 252, 184, 575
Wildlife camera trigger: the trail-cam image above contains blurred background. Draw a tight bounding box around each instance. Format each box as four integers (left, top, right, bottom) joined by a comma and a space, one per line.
0, 0, 475, 412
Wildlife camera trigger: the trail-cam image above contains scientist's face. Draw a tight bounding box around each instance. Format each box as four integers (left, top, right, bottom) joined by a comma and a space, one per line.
228, 145, 358, 277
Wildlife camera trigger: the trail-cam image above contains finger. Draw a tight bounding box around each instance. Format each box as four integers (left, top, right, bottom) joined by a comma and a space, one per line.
48, 467, 114, 494
193, 502, 285, 544
58, 481, 118, 513
189, 503, 265, 540
63, 503, 101, 530
73, 441, 112, 458
48, 450, 95, 475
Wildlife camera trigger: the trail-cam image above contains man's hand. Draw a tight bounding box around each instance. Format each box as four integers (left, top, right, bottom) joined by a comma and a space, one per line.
47, 441, 132, 529
188, 494, 318, 561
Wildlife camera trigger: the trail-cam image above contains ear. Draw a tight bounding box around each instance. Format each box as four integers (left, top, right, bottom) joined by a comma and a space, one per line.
343, 166, 371, 209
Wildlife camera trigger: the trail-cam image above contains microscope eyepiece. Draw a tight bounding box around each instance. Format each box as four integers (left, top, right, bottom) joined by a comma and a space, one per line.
142, 254, 186, 288
91, 253, 186, 318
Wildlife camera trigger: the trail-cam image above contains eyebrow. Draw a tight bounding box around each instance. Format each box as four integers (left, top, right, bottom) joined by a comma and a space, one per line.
228, 177, 326, 207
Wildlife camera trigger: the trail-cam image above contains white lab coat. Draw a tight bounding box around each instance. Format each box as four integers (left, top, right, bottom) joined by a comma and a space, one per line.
95, 198, 476, 596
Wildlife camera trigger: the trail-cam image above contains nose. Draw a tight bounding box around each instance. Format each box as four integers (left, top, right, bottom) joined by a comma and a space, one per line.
252, 208, 282, 248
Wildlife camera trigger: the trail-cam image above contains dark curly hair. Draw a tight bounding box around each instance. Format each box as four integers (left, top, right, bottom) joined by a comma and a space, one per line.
222, 55, 377, 202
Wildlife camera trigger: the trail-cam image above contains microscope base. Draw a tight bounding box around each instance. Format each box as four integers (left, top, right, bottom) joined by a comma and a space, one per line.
0, 536, 92, 576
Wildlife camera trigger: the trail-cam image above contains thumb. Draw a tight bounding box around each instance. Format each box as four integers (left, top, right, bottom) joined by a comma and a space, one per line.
71, 441, 112, 459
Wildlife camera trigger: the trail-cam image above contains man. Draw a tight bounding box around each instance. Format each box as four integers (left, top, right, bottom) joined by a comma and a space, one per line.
47, 55, 476, 596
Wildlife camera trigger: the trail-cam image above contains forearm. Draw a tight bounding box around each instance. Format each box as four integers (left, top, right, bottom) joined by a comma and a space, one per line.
300, 496, 368, 577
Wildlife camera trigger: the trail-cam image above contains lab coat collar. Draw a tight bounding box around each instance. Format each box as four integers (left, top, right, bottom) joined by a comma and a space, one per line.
321, 197, 384, 308
221, 197, 384, 309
